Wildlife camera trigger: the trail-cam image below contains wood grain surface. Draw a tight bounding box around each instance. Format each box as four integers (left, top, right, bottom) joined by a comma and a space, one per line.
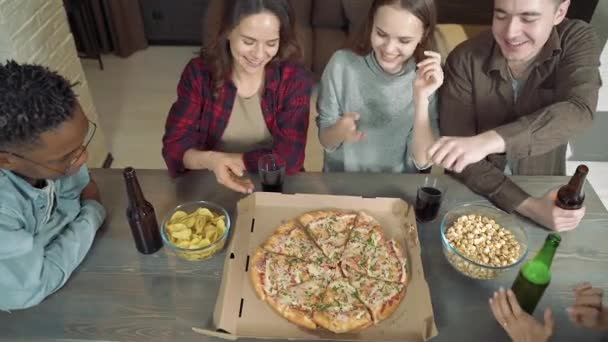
1, 170, 606, 342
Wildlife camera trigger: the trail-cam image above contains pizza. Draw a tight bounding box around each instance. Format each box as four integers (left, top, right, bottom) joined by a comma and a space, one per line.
298, 210, 357, 262
250, 209, 409, 333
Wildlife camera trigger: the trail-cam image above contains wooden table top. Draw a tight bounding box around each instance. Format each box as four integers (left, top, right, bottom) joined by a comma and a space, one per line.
1, 169, 606, 342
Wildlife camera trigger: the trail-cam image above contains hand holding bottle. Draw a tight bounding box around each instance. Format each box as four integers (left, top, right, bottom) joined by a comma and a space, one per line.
567, 282, 607, 331
517, 188, 586, 231
489, 288, 554, 342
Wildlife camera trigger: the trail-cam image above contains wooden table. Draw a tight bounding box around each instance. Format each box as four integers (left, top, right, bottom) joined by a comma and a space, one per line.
1, 170, 607, 341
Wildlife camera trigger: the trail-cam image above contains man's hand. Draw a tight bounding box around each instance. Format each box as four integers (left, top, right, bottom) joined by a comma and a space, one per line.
490, 288, 554, 342
427, 131, 506, 173
414, 51, 443, 104
81, 178, 102, 203
208, 152, 254, 194
336, 112, 366, 144
516, 188, 586, 231
567, 282, 607, 331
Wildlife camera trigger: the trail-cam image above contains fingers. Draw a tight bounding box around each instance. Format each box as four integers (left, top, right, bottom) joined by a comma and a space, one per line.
343, 112, 361, 121
553, 206, 586, 219
552, 218, 581, 232
549, 205, 585, 231
416, 51, 442, 67
506, 289, 524, 318
574, 282, 593, 292
496, 288, 515, 325
489, 293, 508, 329
574, 288, 603, 307
219, 164, 253, 194
543, 308, 554, 337
567, 306, 600, 327
219, 174, 252, 194
452, 157, 470, 173
545, 188, 559, 201
417, 62, 443, 84
428, 137, 463, 171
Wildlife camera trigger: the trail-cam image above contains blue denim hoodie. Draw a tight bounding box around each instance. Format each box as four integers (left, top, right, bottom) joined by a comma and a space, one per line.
0, 166, 106, 310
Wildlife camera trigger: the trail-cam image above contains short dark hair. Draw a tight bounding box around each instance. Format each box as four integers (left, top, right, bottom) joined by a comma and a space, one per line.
347, 0, 437, 62
201, 0, 302, 95
0, 61, 77, 149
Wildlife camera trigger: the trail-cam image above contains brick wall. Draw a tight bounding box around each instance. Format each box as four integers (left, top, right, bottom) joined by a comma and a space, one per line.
0, 0, 109, 167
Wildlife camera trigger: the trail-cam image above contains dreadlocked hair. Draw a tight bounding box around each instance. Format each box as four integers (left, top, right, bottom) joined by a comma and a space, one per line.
0, 60, 77, 149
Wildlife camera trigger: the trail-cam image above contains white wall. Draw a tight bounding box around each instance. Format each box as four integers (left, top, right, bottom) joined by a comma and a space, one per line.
591, 0, 607, 111
598, 43, 608, 111
0, 0, 109, 167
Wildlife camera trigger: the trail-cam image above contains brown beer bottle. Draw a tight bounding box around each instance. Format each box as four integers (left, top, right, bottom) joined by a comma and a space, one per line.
123, 167, 163, 254
556, 164, 588, 210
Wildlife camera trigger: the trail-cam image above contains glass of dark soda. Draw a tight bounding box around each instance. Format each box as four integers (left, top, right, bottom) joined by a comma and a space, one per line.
258, 154, 285, 193
415, 176, 446, 222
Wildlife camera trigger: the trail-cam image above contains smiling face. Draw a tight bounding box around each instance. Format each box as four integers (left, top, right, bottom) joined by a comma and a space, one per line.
492, 0, 569, 69
370, 4, 425, 74
228, 11, 281, 76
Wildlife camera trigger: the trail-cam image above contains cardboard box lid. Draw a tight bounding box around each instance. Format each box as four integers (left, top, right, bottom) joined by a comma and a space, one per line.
194, 193, 438, 341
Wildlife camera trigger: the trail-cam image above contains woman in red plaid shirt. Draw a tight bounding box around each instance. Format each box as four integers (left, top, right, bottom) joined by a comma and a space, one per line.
162, 0, 313, 193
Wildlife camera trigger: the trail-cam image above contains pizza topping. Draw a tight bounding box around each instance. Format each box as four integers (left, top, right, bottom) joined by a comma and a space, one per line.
366, 239, 407, 284
253, 210, 408, 333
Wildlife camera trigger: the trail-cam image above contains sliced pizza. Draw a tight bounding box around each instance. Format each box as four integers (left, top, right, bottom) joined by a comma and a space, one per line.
298, 210, 357, 262
265, 278, 328, 330
340, 211, 386, 277
312, 278, 373, 333
348, 274, 406, 324
366, 238, 408, 285
263, 219, 331, 265
250, 248, 340, 301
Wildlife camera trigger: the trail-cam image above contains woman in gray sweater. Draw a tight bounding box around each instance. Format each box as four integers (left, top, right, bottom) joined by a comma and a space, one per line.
317, 0, 442, 173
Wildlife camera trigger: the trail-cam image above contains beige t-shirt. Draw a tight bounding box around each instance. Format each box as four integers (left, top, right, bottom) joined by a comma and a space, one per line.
219, 94, 273, 153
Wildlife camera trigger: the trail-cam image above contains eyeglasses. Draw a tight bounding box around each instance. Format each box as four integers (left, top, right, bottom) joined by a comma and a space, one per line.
0, 120, 97, 175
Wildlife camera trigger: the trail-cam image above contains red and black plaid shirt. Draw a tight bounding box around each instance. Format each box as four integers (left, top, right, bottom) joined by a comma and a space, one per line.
162, 57, 313, 177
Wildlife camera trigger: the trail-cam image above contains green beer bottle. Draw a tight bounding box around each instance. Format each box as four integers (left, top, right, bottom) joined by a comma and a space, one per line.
511, 233, 561, 314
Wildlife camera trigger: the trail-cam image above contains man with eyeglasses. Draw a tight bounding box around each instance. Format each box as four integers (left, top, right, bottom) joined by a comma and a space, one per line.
0, 61, 106, 310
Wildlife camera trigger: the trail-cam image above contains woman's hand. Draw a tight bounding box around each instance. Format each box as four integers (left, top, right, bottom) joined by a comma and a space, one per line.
568, 282, 607, 331
489, 288, 554, 342
184, 149, 254, 193
413, 51, 443, 104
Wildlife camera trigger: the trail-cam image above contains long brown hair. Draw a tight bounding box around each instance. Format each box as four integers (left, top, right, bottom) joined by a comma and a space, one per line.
347, 0, 437, 62
201, 0, 302, 94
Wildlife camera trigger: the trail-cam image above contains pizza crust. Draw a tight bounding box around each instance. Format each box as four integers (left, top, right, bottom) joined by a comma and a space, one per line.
250, 248, 268, 301
312, 309, 372, 333
376, 287, 406, 322
266, 295, 317, 330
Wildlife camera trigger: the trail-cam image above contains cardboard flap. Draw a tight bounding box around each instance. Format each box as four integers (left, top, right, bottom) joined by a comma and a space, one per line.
192, 327, 238, 341
212, 195, 256, 334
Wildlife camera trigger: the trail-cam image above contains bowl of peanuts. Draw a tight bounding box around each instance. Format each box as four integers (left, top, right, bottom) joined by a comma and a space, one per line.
440, 204, 528, 280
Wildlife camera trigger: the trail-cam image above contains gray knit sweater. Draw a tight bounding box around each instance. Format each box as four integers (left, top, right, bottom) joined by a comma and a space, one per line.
316, 49, 438, 173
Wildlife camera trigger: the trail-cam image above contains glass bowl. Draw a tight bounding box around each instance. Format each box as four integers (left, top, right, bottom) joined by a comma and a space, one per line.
161, 201, 231, 261
440, 204, 528, 280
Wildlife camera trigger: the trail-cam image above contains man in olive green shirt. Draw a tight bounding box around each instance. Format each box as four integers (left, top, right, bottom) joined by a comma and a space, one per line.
431, 0, 601, 231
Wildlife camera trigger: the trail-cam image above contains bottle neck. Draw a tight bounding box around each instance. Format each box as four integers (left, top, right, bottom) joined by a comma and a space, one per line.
124, 171, 146, 207
567, 166, 588, 198
533, 239, 559, 269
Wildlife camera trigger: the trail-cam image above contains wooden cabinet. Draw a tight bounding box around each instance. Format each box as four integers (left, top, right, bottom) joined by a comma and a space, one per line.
139, 0, 210, 44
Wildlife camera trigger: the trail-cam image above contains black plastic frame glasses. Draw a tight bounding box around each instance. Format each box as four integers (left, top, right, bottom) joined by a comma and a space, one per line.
0, 120, 97, 175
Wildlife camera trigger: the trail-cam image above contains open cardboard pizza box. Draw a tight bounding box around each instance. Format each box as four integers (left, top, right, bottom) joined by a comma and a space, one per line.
193, 192, 438, 341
